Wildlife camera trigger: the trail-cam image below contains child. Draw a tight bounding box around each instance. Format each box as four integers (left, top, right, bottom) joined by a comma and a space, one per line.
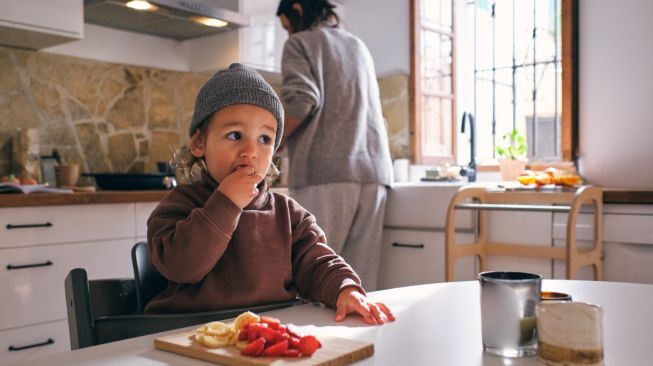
146, 63, 394, 325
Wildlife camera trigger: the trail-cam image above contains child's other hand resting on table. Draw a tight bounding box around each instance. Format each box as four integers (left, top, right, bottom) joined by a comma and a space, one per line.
335, 286, 396, 325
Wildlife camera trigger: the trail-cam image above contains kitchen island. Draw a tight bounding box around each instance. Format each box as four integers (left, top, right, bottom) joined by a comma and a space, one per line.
5, 279, 652, 366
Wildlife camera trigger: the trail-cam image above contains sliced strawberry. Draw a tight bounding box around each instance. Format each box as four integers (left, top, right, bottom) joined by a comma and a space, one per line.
259, 327, 280, 345
262, 339, 288, 357
298, 335, 321, 356
260, 316, 281, 330
241, 337, 266, 357
237, 330, 249, 341
247, 323, 268, 342
283, 348, 301, 357
288, 336, 301, 349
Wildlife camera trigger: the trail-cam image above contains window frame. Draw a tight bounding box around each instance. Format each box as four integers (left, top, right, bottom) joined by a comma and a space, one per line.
409, 0, 579, 167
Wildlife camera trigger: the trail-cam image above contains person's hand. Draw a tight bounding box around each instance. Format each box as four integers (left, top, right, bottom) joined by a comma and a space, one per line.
335, 286, 396, 325
217, 167, 264, 208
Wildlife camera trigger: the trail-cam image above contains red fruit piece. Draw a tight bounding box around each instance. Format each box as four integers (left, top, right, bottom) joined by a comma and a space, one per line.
241, 337, 266, 357
247, 323, 268, 342
283, 348, 301, 357
298, 335, 321, 356
260, 316, 281, 330
237, 330, 248, 341
262, 339, 288, 357
288, 336, 301, 349
259, 327, 280, 345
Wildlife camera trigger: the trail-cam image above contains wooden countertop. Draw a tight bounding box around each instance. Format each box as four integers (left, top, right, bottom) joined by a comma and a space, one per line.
0, 190, 170, 208
0, 187, 650, 208
603, 188, 653, 204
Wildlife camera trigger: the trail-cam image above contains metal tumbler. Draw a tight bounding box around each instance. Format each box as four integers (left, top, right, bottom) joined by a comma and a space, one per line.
478, 271, 542, 357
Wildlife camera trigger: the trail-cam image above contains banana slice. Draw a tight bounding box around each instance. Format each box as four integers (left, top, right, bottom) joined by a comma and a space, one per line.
233, 311, 260, 331
205, 321, 233, 336
198, 334, 231, 348
235, 340, 251, 350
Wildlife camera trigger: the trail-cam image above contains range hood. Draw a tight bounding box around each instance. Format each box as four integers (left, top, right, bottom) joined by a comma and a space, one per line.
84, 0, 250, 40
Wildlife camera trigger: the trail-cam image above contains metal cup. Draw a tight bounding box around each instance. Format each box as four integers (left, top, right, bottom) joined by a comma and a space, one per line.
478, 271, 542, 357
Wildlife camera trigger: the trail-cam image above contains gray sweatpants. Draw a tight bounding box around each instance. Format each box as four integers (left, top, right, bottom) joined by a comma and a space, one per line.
289, 183, 387, 291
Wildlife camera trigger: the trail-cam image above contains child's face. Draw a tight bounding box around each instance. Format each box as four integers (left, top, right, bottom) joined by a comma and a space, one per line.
190, 104, 277, 184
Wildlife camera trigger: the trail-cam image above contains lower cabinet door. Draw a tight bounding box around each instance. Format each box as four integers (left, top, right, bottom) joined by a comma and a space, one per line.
603, 241, 653, 284
0, 239, 135, 330
378, 229, 476, 289
0, 320, 70, 365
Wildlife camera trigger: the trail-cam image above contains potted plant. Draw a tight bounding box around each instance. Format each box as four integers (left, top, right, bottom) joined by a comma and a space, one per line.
495, 128, 528, 181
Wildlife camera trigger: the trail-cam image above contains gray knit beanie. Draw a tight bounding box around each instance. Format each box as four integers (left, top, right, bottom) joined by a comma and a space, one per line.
189, 63, 284, 151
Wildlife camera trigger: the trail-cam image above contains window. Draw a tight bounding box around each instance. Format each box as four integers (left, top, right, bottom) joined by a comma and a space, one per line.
410, 0, 578, 166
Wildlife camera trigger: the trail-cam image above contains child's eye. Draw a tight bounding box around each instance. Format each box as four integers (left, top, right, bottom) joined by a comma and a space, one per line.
258, 135, 273, 145
226, 132, 241, 140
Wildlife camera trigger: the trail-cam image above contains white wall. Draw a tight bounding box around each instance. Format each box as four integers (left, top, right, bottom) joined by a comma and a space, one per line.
578, 0, 653, 189
340, 0, 409, 76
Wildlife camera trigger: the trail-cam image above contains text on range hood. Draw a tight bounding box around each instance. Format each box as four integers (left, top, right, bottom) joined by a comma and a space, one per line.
84, 0, 250, 40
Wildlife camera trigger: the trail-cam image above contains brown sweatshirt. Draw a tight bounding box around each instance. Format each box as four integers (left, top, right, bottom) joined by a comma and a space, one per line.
144, 172, 364, 314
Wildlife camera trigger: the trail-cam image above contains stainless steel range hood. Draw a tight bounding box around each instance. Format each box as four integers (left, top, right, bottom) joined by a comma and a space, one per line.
84, 0, 250, 40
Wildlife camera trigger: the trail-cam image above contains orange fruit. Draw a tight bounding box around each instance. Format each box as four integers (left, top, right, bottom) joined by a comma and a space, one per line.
535, 173, 553, 186
560, 174, 582, 186
518, 171, 536, 185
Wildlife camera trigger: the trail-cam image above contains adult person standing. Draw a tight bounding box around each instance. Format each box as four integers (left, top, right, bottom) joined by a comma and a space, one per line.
276, 0, 393, 290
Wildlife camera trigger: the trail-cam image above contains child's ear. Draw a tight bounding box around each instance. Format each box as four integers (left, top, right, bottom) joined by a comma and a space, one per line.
189, 130, 206, 158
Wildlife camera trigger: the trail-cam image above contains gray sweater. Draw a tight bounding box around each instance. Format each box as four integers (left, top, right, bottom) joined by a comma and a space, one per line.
280, 25, 393, 188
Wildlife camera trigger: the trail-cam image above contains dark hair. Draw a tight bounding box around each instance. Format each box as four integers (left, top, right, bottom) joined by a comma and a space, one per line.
276, 0, 340, 33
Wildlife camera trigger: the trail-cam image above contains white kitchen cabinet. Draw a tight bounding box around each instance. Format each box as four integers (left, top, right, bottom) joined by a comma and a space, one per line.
485, 210, 555, 278
379, 229, 475, 289
553, 204, 653, 284
135, 201, 159, 240
378, 183, 476, 289
0, 320, 69, 366
0, 0, 83, 50
0, 202, 157, 364
240, 0, 287, 72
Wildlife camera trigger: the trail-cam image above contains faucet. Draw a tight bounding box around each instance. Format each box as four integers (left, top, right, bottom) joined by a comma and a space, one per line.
460, 112, 477, 182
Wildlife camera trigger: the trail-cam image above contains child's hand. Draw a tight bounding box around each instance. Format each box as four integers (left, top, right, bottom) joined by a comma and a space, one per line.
217, 167, 264, 208
335, 286, 396, 325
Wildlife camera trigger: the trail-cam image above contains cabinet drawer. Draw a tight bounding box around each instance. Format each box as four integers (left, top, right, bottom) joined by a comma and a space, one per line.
553, 212, 653, 245
0, 320, 69, 366
135, 202, 158, 238
0, 239, 134, 330
384, 184, 474, 229
378, 229, 476, 289
1, 204, 135, 248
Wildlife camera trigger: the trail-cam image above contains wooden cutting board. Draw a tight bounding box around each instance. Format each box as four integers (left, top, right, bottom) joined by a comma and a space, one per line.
154, 331, 374, 366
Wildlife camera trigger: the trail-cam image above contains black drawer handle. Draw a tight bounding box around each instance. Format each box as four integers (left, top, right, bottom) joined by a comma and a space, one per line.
392, 242, 425, 249
6, 222, 53, 230
7, 260, 53, 270
9, 338, 54, 351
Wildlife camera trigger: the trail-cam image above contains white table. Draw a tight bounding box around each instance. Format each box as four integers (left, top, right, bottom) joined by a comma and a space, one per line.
8, 280, 653, 366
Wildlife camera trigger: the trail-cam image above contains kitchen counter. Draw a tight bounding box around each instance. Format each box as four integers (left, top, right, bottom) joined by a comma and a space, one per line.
0, 185, 649, 208
0, 191, 170, 208
392, 181, 653, 204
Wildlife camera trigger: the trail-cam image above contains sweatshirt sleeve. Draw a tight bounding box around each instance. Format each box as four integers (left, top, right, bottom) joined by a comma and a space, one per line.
147, 188, 242, 284
290, 209, 366, 308
280, 36, 321, 121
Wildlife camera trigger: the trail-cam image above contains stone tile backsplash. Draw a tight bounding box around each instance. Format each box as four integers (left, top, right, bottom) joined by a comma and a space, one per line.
0, 46, 409, 179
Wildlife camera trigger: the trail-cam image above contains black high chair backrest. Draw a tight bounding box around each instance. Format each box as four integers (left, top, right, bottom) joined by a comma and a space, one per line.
131, 241, 168, 314
64, 243, 303, 349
